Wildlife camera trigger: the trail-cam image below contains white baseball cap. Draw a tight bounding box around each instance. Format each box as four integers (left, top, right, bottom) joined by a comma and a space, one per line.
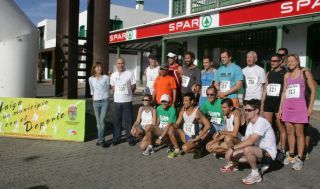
160, 94, 170, 102
167, 52, 176, 58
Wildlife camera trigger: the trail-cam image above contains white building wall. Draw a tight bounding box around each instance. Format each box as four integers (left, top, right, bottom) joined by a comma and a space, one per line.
37, 19, 56, 49
283, 23, 311, 68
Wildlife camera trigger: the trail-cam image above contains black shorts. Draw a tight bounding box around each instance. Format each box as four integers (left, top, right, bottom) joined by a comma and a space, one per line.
261, 149, 274, 165
263, 98, 281, 113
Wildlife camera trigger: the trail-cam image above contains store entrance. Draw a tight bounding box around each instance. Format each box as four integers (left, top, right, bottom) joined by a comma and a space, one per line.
198, 28, 276, 71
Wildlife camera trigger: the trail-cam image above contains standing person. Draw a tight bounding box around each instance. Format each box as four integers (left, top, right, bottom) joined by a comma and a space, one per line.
130, 94, 156, 155
110, 57, 136, 146
143, 94, 178, 156
167, 52, 183, 106
261, 54, 287, 157
242, 51, 266, 102
199, 56, 217, 106
144, 54, 160, 95
167, 92, 211, 159
214, 49, 243, 108
153, 64, 177, 106
222, 100, 277, 185
206, 98, 243, 154
181, 51, 201, 97
278, 47, 289, 69
278, 54, 316, 170
89, 62, 110, 147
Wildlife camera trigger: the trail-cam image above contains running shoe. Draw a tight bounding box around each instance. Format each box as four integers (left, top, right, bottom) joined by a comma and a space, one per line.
220, 162, 238, 173
242, 173, 262, 185
142, 146, 155, 156
167, 150, 182, 158
284, 156, 296, 165
292, 157, 303, 171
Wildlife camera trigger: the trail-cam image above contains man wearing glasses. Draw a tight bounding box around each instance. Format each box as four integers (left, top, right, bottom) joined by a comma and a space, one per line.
153, 64, 177, 106
221, 99, 277, 185
278, 47, 289, 69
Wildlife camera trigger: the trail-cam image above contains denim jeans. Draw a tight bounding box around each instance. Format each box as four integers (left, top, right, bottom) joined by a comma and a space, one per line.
93, 99, 109, 143
113, 102, 133, 143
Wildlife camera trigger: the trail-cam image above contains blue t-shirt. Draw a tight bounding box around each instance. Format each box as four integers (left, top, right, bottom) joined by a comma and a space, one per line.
216, 63, 243, 99
199, 69, 216, 106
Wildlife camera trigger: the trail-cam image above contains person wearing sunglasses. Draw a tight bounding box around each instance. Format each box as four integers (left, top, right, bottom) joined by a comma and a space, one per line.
261, 54, 287, 161
206, 98, 243, 156
277, 47, 288, 69
222, 99, 277, 185
142, 94, 178, 155
130, 94, 156, 155
167, 92, 211, 159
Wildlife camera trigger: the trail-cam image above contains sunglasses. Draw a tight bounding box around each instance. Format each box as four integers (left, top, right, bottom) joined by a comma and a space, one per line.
142, 99, 150, 102
206, 93, 216, 96
244, 108, 255, 112
271, 60, 280, 62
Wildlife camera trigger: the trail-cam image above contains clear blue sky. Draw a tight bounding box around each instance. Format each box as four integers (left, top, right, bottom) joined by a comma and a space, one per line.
14, 0, 169, 24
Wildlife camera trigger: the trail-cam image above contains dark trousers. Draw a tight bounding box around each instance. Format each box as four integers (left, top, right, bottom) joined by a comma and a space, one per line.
113, 102, 133, 143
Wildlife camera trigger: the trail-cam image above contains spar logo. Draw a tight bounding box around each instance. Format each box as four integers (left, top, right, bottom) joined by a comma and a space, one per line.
281, 0, 320, 14
202, 15, 212, 28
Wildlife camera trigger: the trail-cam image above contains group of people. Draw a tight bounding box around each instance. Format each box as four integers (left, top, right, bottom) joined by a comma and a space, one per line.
88, 48, 317, 185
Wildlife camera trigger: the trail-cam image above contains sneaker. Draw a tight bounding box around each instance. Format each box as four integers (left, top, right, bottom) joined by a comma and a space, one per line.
168, 150, 182, 158
220, 162, 239, 173
166, 144, 173, 153
258, 164, 270, 175
284, 156, 296, 165
292, 157, 303, 171
305, 152, 310, 160
242, 173, 262, 185
142, 146, 154, 156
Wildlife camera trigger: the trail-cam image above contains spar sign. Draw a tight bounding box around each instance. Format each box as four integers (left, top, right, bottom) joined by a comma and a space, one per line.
109, 0, 320, 44
109, 13, 218, 43
0, 97, 85, 142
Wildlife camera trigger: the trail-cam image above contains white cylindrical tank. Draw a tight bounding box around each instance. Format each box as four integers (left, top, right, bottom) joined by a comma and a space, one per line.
0, 0, 39, 97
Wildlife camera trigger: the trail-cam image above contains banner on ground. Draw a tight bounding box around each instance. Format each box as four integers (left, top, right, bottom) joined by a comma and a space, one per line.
0, 97, 85, 142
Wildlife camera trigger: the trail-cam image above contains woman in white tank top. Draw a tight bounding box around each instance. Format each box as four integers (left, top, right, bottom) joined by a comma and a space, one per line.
130, 95, 156, 152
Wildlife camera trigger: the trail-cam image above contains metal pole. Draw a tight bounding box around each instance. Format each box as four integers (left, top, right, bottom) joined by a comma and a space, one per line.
276, 26, 283, 52
161, 39, 166, 64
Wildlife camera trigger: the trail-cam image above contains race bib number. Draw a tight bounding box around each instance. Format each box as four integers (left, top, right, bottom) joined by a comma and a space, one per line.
210, 117, 222, 124
182, 76, 190, 87
220, 81, 230, 92
159, 122, 168, 130
183, 123, 195, 136
246, 76, 258, 87
201, 86, 209, 97
286, 84, 300, 99
267, 84, 281, 97
115, 84, 128, 95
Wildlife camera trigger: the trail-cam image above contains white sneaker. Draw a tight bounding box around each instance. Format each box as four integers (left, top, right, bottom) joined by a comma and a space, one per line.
242, 173, 262, 185
292, 157, 303, 171
284, 156, 296, 165
142, 146, 154, 156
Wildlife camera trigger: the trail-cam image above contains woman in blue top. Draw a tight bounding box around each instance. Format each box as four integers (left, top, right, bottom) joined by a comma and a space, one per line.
89, 62, 110, 147
199, 56, 217, 106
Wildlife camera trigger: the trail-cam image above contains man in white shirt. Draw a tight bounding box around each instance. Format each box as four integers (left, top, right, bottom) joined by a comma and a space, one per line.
242, 51, 266, 102
144, 54, 160, 95
221, 99, 277, 185
110, 57, 136, 146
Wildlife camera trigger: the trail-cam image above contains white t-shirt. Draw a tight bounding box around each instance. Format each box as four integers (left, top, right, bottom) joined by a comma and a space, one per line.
110, 70, 136, 103
145, 66, 160, 95
242, 65, 266, 100
244, 117, 277, 160
89, 75, 110, 101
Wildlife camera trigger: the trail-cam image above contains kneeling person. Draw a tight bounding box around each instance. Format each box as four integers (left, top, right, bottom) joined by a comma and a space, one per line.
222, 99, 277, 185
167, 92, 211, 159
143, 94, 177, 155
206, 98, 243, 154
130, 95, 156, 153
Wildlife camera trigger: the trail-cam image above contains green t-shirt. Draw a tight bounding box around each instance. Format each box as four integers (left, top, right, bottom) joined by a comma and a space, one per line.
156, 106, 177, 129
200, 98, 224, 125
